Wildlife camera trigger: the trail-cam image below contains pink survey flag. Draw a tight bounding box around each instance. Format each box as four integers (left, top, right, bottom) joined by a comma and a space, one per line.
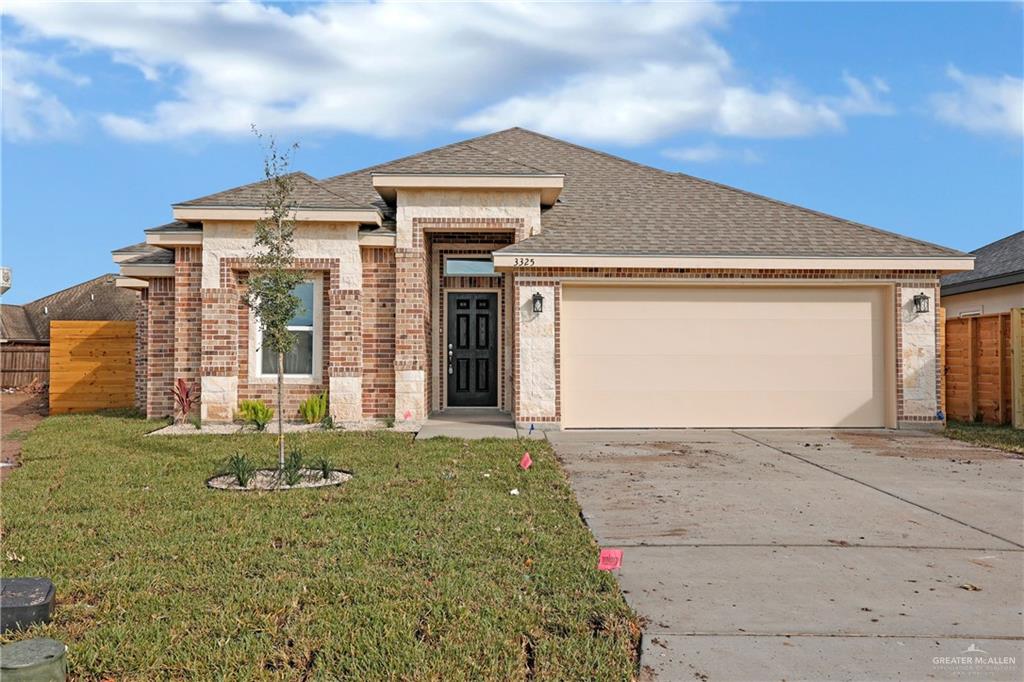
597, 548, 623, 571
519, 452, 532, 470
403, 410, 412, 420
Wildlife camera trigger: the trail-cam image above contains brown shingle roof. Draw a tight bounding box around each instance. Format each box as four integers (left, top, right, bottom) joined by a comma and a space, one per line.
176, 172, 366, 210
198, 128, 964, 259
1, 274, 139, 343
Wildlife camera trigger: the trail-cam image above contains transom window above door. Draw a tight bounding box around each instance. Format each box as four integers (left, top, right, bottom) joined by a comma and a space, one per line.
444, 257, 496, 277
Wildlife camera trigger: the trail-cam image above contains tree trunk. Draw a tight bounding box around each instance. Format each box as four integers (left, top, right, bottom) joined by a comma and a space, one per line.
278, 351, 285, 469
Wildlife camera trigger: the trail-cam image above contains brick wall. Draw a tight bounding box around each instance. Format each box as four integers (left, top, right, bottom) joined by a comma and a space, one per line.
135, 288, 148, 411
361, 247, 396, 418
174, 247, 202, 394
145, 277, 175, 417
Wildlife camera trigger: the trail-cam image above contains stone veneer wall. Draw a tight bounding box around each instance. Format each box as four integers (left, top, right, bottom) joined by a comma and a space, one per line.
362, 247, 396, 418
511, 268, 944, 429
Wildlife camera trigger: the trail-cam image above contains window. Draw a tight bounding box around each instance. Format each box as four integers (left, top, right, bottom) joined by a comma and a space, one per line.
255, 281, 318, 377
445, 257, 496, 277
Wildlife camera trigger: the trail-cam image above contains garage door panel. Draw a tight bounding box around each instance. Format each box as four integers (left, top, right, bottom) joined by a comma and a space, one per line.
571, 317, 876, 356
561, 286, 887, 428
567, 353, 879, 392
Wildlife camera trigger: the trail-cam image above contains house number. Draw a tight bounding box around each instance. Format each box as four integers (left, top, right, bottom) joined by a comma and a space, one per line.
513, 257, 535, 267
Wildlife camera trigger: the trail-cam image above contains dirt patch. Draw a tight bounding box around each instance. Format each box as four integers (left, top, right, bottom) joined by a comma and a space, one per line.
1, 391, 48, 477
836, 431, 1009, 460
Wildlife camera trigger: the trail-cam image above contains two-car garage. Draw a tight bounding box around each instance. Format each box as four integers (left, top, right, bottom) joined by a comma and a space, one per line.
560, 285, 892, 429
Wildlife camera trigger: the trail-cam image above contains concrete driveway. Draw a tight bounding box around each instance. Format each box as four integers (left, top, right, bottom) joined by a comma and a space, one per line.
550, 429, 1024, 681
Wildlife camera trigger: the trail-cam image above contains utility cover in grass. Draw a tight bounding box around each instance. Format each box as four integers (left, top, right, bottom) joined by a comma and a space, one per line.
207, 468, 351, 491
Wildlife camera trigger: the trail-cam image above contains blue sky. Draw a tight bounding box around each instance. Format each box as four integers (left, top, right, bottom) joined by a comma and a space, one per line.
2, 1, 1021, 304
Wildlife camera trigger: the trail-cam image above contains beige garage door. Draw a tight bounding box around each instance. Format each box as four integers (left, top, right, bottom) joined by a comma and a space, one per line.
561, 286, 889, 428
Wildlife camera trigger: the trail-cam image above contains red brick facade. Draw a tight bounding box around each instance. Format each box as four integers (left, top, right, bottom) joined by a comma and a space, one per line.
361, 247, 396, 418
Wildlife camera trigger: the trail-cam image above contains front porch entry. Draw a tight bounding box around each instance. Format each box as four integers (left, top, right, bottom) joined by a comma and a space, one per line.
415, 408, 541, 440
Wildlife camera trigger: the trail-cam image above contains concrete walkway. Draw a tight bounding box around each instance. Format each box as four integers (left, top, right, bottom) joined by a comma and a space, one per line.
415, 409, 544, 440
550, 429, 1024, 681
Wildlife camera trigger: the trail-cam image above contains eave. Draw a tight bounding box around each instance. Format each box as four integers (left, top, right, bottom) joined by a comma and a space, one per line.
119, 263, 174, 278
941, 270, 1024, 297
371, 173, 564, 207
492, 252, 976, 273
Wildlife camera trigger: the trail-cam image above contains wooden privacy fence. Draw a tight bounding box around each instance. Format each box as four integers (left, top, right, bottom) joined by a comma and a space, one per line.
943, 308, 1023, 427
1, 345, 49, 387
49, 321, 136, 415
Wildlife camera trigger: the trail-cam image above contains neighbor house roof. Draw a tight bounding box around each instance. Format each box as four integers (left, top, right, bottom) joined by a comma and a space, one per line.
175, 172, 364, 210
0, 274, 139, 344
941, 230, 1024, 295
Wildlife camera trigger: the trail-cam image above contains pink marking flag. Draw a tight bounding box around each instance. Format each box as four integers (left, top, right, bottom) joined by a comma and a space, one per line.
403, 410, 412, 420
597, 548, 623, 571
519, 451, 532, 470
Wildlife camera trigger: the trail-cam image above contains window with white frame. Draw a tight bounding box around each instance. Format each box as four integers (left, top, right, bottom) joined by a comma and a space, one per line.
254, 280, 319, 377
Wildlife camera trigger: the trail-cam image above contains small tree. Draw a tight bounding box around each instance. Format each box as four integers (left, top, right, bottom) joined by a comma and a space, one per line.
244, 126, 305, 469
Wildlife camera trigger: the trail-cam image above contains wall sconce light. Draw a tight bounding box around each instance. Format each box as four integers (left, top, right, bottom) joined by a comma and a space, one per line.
532, 292, 544, 313
912, 292, 930, 314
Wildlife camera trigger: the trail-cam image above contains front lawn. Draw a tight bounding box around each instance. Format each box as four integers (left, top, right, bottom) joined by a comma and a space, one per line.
944, 420, 1024, 455
0, 415, 638, 680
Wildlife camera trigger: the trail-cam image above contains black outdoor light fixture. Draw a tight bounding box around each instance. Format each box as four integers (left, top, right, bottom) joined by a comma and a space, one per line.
912, 292, 931, 314
532, 292, 544, 313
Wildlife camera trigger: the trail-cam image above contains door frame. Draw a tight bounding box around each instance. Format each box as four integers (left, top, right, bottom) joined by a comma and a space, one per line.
442, 286, 503, 410
559, 280, 897, 429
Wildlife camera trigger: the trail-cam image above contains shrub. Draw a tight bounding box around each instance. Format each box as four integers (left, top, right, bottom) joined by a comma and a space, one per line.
238, 400, 274, 431
312, 455, 333, 480
383, 416, 395, 429
225, 454, 256, 487
283, 450, 304, 486
189, 414, 202, 431
171, 379, 199, 424
298, 392, 328, 425
320, 413, 334, 430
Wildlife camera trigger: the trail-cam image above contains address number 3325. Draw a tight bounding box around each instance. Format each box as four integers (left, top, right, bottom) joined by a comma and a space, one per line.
513, 257, 536, 267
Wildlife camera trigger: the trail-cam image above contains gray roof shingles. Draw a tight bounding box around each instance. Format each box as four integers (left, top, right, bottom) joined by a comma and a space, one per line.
176, 172, 365, 210
1, 274, 139, 343
183, 128, 967, 260
941, 230, 1023, 293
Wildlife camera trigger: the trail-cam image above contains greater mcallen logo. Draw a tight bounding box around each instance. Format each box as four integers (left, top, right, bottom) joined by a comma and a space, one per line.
932, 643, 1017, 673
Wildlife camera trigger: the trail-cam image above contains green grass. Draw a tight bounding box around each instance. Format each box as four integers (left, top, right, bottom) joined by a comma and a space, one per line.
0, 415, 639, 680
944, 420, 1024, 454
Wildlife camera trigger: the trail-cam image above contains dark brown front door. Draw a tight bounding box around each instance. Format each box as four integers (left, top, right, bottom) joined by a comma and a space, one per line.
447, 292, 498, 407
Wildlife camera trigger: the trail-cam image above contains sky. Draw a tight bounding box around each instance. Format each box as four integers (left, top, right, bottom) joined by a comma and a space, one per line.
1, 1, 1021, 304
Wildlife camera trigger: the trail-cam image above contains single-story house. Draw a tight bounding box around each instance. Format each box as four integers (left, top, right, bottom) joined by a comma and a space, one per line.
113, 128, 972, 430
0, 273, 140, 386
940, 230, 1022, 318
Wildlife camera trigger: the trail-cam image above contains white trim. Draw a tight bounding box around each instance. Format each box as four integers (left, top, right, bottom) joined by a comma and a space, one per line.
358, 231, 397, 247
120, 263, 174, 277
172, 205, 383, 225
248, 278, 323, 385
146, 231, 203, 247
493, 253, 975, 272
372, 173, 564, 206
115, 277, 148, 290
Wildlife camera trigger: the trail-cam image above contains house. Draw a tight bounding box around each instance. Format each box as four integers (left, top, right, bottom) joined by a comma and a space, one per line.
940, 230, 1023, 318
0, 273, 140, 386
112, 128, 972, 429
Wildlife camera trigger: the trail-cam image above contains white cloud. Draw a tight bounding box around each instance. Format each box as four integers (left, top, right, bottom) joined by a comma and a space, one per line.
833, 73, 893, 116
663, 142, 761, 164
931, 65, 1023, 137
1, 47, 86, 141
5, 1, 894, 144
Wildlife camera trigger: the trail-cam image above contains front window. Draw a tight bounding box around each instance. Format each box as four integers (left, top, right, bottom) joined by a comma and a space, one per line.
257, 281, 317, 376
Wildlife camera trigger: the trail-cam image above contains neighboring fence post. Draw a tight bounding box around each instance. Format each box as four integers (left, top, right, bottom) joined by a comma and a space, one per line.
1012, 307, 1023, 429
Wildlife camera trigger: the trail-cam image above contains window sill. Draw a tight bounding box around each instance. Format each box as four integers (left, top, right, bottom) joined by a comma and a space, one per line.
249, 374, 320, 385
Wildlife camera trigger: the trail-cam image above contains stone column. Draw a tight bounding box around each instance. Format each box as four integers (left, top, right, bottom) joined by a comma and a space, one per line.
899, 284, 939, 426
515, 282, 557, 428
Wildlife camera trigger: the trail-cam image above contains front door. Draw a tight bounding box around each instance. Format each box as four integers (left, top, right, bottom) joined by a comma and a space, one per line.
447, 292, 498, 407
